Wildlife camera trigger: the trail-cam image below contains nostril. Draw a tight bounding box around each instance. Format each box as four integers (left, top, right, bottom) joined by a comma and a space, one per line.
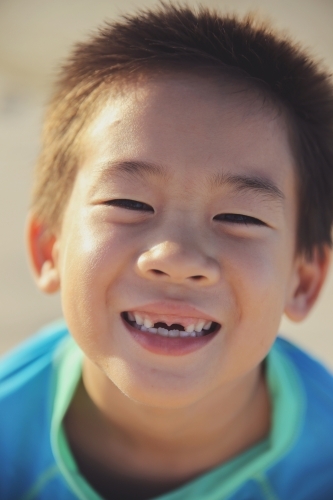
152, 269, 167, 276
191, 275, 204, 281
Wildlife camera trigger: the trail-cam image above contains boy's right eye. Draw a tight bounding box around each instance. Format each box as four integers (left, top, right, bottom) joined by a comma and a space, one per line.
105, 199, 154, 212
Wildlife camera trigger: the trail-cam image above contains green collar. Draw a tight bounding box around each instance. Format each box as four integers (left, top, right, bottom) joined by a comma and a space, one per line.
50, 335, 305, 500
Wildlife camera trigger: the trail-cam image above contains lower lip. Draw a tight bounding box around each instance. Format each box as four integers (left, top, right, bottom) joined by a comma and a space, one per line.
122, 318, 219, 356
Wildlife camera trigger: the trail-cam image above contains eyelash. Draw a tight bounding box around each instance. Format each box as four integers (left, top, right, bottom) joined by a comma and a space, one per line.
105, 199, 154, 212
106, 199, 265, 226
213, 213, 265, 226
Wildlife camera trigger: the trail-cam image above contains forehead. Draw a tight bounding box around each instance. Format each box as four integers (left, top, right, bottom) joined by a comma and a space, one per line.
81, 75, 296, 197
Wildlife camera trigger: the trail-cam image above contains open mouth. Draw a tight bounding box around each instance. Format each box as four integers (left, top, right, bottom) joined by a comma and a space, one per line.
121, 311, 220, 338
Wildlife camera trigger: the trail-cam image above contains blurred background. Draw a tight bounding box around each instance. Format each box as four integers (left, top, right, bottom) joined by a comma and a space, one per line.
0, 0, 332, 368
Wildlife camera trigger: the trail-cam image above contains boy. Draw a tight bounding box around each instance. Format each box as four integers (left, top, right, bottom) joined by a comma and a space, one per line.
1, 4, 333, 499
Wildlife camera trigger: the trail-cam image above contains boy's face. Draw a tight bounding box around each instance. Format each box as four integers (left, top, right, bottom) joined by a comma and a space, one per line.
47, 77, 301, 407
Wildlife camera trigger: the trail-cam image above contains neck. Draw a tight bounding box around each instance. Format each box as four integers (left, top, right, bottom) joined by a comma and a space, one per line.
65, 358, 270, 482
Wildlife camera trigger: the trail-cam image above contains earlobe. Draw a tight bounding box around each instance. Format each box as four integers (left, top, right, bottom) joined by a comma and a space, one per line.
38, 260, 61, 294
284, 246, 331, 322
25, 212, 61, 294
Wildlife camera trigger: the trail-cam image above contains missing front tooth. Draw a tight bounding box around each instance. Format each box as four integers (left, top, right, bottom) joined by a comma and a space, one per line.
154, 322, 185, 331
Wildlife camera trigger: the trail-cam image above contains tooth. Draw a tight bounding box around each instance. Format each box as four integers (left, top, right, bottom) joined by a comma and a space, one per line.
157, 327, 169, 336
203, 321, 212, 330
144, 318, 153, 328
148, 327, 157, 334
186, 324, 195, 333
134, 313, 143, 325
141, 325, 148, 331
190, 332, 196, 337
169, 329, 180, 337
128, 312, 135, 321
194, 320, 205, 332
180, 330, 190, 337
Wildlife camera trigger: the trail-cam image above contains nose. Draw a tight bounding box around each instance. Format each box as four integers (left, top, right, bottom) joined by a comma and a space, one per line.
136, 240, 220, 286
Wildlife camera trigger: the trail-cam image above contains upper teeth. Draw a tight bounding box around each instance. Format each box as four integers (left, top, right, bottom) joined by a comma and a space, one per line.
128, 312, 212, 338
143, 318, 153, 328
194, 320, 205, 332
134, 313, 143, 325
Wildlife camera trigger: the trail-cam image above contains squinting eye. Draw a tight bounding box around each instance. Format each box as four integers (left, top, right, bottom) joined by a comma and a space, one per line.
214, 213, 265, 226
105, 199, 154, 212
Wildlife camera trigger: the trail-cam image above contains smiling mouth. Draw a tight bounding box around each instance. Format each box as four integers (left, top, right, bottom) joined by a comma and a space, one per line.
122, 311, 220, 338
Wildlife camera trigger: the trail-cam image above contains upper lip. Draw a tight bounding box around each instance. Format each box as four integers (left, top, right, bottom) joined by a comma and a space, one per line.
125, 301, 219, 323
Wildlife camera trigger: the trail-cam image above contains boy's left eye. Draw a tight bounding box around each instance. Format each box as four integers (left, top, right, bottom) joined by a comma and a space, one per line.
213, 213, 265, 226
105, 199, 154, 212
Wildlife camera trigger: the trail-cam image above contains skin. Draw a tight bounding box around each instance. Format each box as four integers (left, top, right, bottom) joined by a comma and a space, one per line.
27, 76, 330, 499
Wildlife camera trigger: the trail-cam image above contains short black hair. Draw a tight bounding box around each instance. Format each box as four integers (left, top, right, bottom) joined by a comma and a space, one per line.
32, 3, 333, 257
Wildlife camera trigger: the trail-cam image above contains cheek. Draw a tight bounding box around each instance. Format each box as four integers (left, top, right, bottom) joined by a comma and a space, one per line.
224, 237, 290, 349
61, 214, 130, 281
58, 216, 132, 335
226, 233, 289, 294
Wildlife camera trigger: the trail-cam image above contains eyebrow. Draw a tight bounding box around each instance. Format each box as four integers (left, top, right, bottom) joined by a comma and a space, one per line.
97, 160, 169, 181
209, 171, 285, 202
97, 159, 285, 202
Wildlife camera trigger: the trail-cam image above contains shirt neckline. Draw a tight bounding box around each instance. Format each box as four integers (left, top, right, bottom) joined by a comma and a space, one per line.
50, 334, 305, 500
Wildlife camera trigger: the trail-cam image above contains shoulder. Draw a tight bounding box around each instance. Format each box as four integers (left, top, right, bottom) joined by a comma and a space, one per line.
269, 337, 333, 499
0, 319, 69, 398
274, 337, 333, 443
275, 336, 333, 405
0, 321, 70, 499
0, 318, 70, 426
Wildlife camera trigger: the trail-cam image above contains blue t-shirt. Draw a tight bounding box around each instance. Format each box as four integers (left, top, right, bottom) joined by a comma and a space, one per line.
0, 320, 333, 499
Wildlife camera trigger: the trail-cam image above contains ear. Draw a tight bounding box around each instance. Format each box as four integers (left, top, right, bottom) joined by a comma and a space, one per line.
25, 212, 61, 294
284, 245, 331, 322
